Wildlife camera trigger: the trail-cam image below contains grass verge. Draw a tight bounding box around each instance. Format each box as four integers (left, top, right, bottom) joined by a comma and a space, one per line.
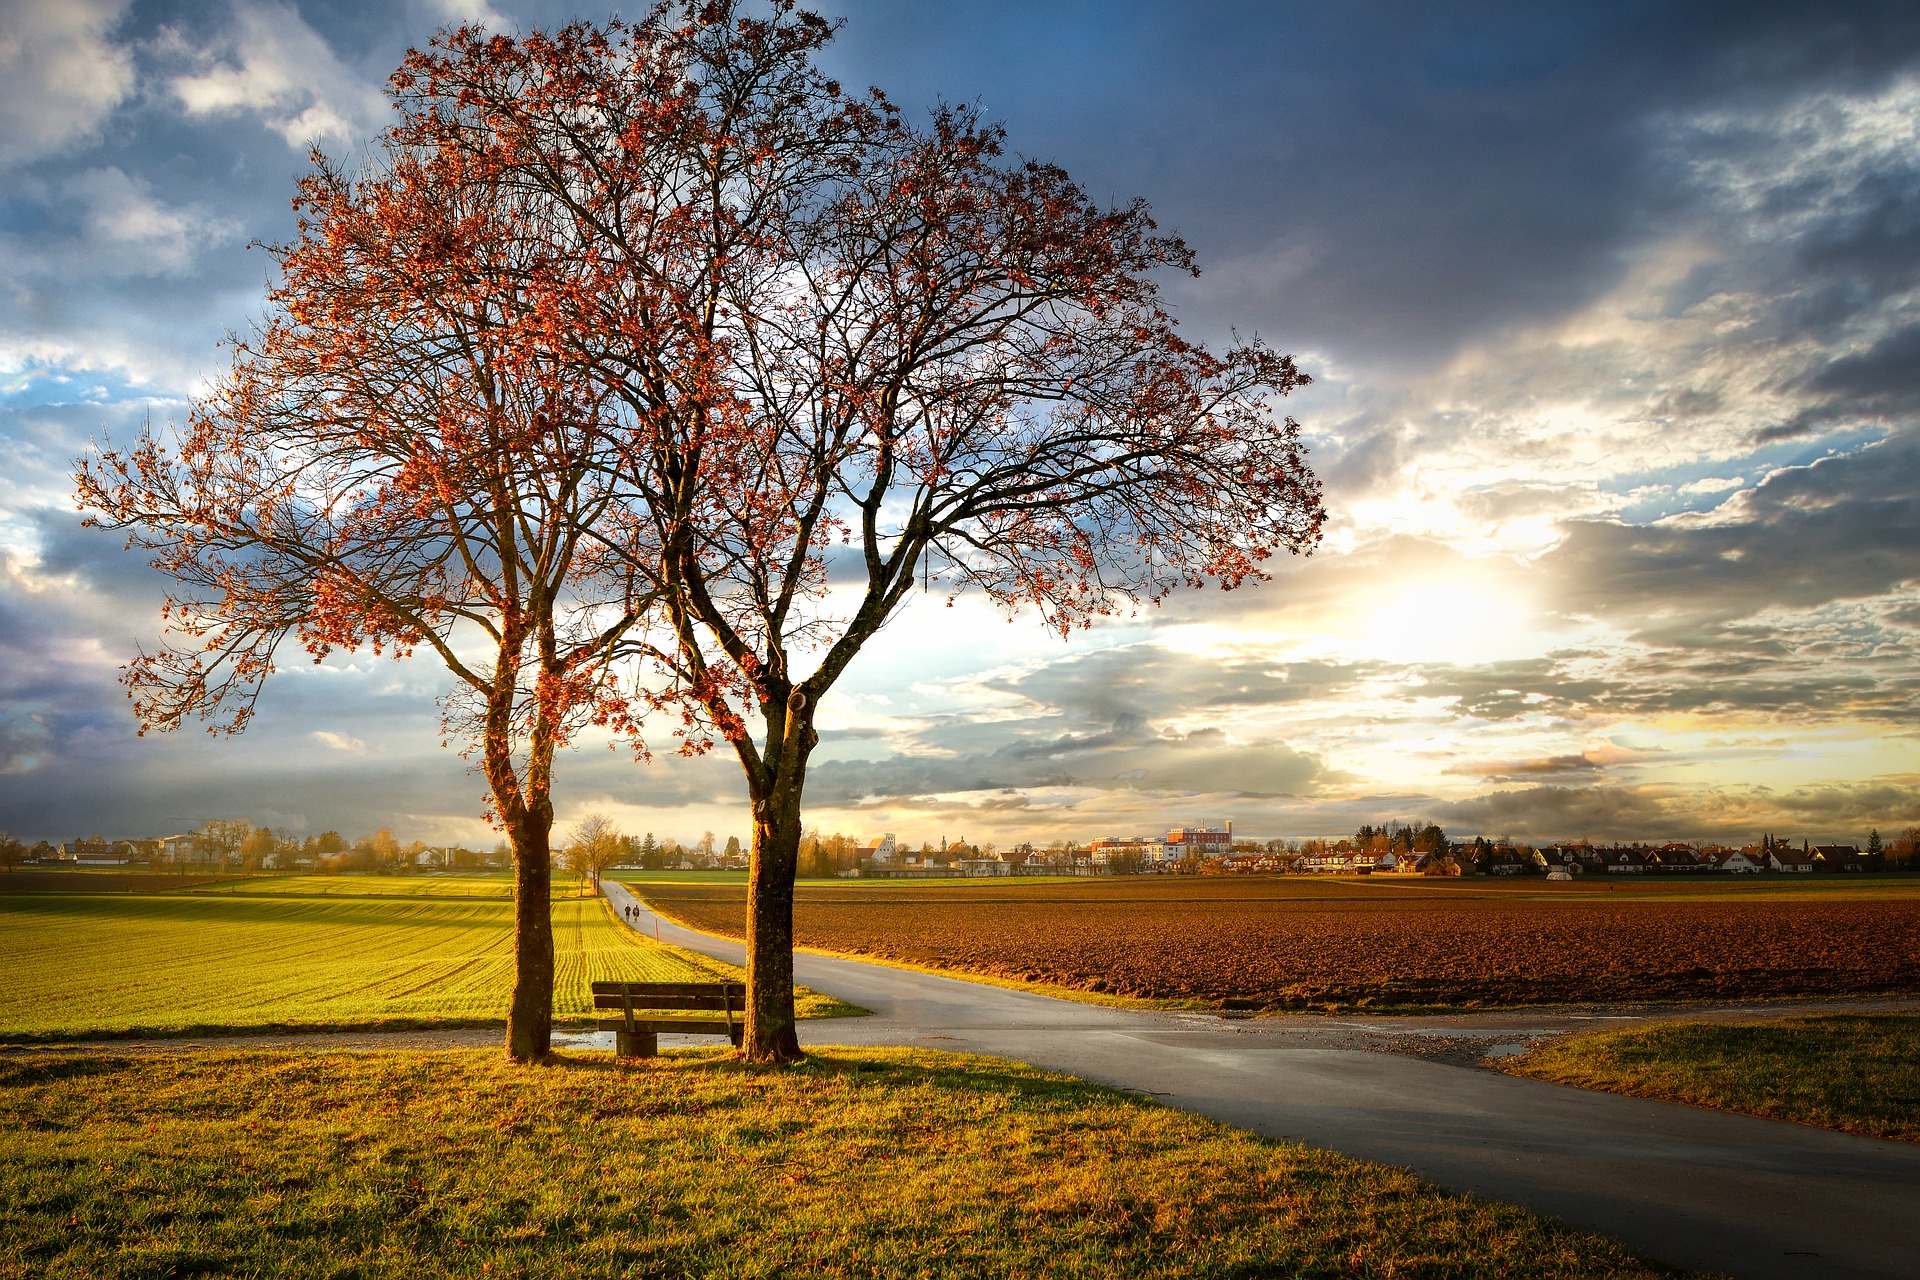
1500, 1013, 1920, 1141
0, 1047, 1678, 1279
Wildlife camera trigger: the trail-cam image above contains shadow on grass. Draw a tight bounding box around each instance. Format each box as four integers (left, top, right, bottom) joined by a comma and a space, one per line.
0, 1016, 509, 1045
0, 1054, 144, 1089
544, 1043, 1107, 1103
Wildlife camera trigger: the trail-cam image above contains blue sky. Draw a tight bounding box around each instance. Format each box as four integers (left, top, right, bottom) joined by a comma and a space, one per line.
3, 0, 1918, 848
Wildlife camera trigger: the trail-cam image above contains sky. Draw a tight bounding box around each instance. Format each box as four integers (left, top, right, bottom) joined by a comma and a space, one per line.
3, 0, 1919, 850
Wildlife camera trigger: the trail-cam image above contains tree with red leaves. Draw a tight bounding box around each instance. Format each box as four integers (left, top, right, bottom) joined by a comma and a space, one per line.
74, 113, 644, 1062
393, 1, 1324, 1062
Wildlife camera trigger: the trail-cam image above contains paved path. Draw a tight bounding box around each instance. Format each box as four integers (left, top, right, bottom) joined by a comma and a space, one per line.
605, 881, 1920, 1280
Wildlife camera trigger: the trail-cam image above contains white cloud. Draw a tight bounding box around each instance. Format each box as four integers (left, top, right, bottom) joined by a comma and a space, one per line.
1671, 74, 1920, 241
1678, 475, 1744, 496
409, 0, 509, 27
311, 730, 367, 753
0, 0, 135, 167
58, 167, 242, 275
169, 1, 386, 150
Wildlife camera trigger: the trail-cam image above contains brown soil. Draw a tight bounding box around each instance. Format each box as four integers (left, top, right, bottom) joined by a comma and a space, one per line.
0, 871, 235, 894
646, 878, 1920, 1011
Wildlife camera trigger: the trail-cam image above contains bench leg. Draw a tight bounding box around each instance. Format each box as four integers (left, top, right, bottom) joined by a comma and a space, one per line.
729, 1025, 744, 1049
616, 1029, 658, 1059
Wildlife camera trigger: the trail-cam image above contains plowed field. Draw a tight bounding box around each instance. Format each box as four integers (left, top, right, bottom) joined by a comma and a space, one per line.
643, 877, 1920, 1010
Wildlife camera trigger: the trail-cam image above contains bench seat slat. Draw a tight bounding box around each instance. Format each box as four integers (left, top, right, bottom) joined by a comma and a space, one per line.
590, 981, 744, 998
591, 993, 742, 1012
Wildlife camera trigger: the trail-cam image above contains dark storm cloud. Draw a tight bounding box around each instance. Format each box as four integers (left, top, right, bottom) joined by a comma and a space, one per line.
834, 1, 1920, 363
1809, 324, 1920, 406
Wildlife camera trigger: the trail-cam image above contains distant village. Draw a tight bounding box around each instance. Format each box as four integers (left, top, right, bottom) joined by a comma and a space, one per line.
8, 817, 1915, 879
849, 822, 1918, 878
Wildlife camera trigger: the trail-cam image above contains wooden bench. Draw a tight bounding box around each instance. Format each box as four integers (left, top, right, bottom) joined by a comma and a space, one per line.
592, 980, 746, 1057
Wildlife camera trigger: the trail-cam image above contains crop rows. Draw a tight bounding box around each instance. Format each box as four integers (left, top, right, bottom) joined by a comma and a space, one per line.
0, 877, 719, 1038
645, 879, 1920, 1009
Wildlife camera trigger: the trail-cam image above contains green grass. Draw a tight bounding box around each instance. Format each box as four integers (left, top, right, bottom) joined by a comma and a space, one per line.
1503, 1014, 1920, 1141
0, 880, 852, 1040
0, 1047, 1678, 1279
207, 874, 519, 898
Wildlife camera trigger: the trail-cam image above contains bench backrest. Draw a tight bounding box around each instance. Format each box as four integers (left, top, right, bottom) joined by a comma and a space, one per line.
590, 980, 745, 1013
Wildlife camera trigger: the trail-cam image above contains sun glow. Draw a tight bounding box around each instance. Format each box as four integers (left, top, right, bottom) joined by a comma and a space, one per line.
1336, 571, 1548, 667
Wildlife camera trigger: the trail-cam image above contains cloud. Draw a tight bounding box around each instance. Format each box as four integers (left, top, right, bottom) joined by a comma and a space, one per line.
310, 730, 365, 753
1429, 777, 1920, 843
410, 0, 510, 26
1809, 322, 1920, 408
1548, 429, 1920, 633
1678, 476, 1743, 496
984, 643, 1370, 724
168, 1, 387, 149
0, 0, 134, 167
55, 167, 243, 276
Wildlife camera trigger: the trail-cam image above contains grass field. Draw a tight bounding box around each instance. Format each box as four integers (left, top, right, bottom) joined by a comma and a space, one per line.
642, 875, 1920, 1012
0, 1047, 1676, 1279
1502, 1013, 1920, 1141
0, 876, 848, 1040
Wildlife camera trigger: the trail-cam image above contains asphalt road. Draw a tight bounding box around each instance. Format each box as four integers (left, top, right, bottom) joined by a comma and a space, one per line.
604, 880, 1920, 1280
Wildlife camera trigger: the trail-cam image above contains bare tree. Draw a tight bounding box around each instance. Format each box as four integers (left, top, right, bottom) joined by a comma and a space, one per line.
562, 813, 623, 891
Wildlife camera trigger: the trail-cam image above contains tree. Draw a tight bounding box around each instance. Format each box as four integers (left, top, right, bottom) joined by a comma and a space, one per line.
0, 832, 25, 874
562, 813, 623, 890
397, 5, 1321, 1061
198, 817, 254, 867
639, 832, 663, 870
237, 826, 278, 870
368, 828, 402, 869
73, 82, 648, 1061
1867, 829, 1883, 856
723, 835, 743, 860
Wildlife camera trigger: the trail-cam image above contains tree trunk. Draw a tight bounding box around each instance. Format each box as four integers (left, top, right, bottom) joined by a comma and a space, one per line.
506, 816, 554, 1061
743, 774, 806, 1063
